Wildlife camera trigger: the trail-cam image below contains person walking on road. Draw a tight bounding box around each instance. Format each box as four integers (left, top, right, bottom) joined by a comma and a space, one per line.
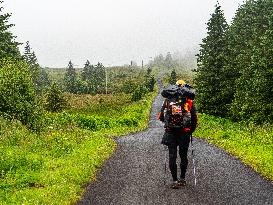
157, 80, 198, 189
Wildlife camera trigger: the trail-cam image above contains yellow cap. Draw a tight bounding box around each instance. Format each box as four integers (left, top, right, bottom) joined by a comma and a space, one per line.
176, 80, 185, 86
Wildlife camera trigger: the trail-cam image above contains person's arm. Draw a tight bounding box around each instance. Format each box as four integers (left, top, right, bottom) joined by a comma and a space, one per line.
157, 99, 167, 122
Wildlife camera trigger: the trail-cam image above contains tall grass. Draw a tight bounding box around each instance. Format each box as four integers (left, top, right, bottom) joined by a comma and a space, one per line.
0, 91, 157, 204
195, 114, 273, 181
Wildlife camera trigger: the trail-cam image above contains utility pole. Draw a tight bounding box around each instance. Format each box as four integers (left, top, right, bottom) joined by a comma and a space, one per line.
142, 60, 144, 69
105, 68, 107, 94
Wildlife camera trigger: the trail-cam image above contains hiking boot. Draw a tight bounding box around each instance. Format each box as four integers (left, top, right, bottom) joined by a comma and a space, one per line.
178, 179, 186, 186
170, 181, 180, 189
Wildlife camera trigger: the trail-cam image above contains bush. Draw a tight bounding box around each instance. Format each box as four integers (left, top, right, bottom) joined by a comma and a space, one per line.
131, 86, 148, 102
145, 76, 156, 92
0, 59, 42, 130
122, 79, 137, 94
45, 82, 67, 112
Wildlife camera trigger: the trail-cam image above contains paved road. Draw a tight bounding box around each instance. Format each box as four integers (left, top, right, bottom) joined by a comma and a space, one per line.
77, 91, 273, 205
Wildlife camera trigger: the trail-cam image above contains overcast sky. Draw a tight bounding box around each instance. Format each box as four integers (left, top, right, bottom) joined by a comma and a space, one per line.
5, 0, 244, 67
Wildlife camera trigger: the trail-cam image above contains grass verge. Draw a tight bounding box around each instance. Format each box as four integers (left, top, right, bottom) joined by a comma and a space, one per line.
0, 91, 157, 205
195, 114, 273, 181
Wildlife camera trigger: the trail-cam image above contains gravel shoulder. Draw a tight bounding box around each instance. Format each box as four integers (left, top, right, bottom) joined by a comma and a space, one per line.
77, 92, 273, 205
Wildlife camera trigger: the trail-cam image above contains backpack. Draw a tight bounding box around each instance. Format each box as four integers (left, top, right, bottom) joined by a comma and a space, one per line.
161, 84, 195, 100
163, 97, 192, 129
161, 85, 179, 99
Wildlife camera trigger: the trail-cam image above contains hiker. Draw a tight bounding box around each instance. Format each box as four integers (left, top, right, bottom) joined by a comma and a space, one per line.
157, 79, 198, 189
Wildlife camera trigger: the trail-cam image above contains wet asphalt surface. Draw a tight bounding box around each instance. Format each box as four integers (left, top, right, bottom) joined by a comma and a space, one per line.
77, 90, 273, 205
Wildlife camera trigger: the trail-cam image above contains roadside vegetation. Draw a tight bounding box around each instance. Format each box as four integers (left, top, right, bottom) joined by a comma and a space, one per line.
195, 114, 273, 181
195, 1, 273, 123
0, 55, 157, 204
194, 1, 273, 182
1, 90, 157, 204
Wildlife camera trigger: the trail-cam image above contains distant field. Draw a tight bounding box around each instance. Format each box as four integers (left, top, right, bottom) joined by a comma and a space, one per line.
45, 67, 81, 82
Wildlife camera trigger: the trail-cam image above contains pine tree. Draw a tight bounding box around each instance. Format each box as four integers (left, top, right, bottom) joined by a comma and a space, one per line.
81, 60, 91, 81
153, 54, 165, 67
169, 69, 177, 85
147, 75, 156, 92
23, 41, 50, 93
147, 67, 152, 76
45, 82, 67, 112
0, 1, 20, 60
88, 64, 96, 94
131, 85, 147, 102
144, 67, 156, 92
38, 68, 51, 90
23, 42, 40, 82
195, 3, 228, 116
165, 52, 173, 69
229, 0, 273, 123
94, 62, 106, 94
64, 60, 77, 93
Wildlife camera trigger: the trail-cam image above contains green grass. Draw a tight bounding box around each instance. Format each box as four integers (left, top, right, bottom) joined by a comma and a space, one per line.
195, 114, 273, 181
0, 90, 157, 204
0, 125, 115, 204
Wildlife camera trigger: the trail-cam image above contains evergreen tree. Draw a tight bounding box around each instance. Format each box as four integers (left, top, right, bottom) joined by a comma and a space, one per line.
64, 60, 77, 93
78, 60, 92, 94
153, 54, 165, 67
94, 62, 106, 94
147, 67, 152, 76
23, 42, 40, 83
23, 41, 50, 93
122, 79, 137, 94
131, 86, 147, 102
38, 68, 51, 90
88, 64, 96, 94
228, 0, 273, 123
0, 1, 20, 60
79, 61, 106, 95
45, 82, 67, 112
165, 52, 173, 69
195, 3, 228, 116
147, 75, 156, 92
81, 60, 91, 81
144, 67, 156, 92
169, 69, 177, 85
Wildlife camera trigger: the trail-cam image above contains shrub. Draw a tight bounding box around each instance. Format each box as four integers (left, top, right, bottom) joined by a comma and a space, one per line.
145, 76, 156, 92
45, 82, 67, 112
122, 79, 137, 94
0, 58, 42, 130
131, 86, 148, 102
169, 69, 177, 85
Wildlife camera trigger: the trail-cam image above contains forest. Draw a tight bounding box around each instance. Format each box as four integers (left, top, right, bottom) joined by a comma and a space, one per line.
195, 1, 273, 124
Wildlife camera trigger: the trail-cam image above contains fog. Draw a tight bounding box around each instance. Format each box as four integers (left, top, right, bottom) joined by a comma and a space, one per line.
6, 0, 244, 67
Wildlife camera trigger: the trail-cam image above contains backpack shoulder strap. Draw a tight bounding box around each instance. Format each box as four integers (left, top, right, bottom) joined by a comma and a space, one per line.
164, 99, 169, 108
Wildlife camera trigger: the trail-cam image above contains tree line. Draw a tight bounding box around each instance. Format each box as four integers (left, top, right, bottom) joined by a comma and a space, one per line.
0, 1, 50, 129
195, 0, 273, 124
0, 0, 156, 129
64, 60, 106, 95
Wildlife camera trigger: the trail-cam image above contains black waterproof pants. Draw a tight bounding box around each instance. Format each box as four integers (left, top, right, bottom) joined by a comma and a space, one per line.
164, 129, 191, 181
